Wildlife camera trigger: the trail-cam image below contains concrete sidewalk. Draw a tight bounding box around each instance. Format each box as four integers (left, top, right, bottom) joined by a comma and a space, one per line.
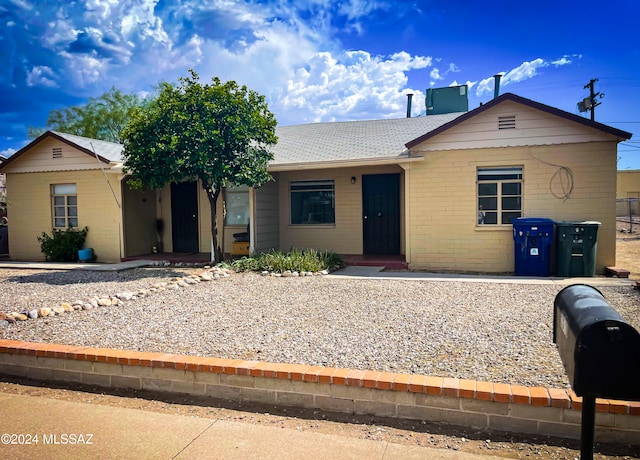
0, 392, 502, 460
329, 265, 636, 286
0, 260, 157, 272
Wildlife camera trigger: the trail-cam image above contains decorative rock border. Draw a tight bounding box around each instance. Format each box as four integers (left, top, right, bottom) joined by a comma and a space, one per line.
0, 339, 638, 444
0, 266, 235, 327
0, 265, 333, 328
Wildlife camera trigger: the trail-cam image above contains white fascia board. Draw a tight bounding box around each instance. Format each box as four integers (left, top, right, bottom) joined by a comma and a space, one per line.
268, 155, 424, 172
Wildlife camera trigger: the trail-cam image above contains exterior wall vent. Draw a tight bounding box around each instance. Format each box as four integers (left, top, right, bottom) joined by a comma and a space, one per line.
52, 147, 63, 159
498, 115, 516, 130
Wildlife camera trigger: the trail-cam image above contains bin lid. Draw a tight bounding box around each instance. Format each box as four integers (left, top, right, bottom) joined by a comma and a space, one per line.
555, 220, 601, 227
511, 217, 555, 225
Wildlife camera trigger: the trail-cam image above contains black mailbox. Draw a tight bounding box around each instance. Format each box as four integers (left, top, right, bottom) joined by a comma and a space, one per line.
554, 284, 640, 459
553, 284, 640, 401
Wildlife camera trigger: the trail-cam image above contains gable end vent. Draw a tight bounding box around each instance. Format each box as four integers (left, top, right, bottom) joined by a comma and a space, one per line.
52, 147, 63, 159
498, 115, 516, 130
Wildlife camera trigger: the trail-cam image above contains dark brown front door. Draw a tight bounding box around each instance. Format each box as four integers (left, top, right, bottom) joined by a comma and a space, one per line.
362, 174, 400, 255
171, 181, 199, 253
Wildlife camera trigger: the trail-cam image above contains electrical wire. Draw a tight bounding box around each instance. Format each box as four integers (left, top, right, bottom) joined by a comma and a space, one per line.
90, 142, 122, 209
527, 151, 574, 201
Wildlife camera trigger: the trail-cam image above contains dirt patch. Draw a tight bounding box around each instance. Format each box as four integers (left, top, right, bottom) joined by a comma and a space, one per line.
616, 220, 640, 279
1, 377, 638, 459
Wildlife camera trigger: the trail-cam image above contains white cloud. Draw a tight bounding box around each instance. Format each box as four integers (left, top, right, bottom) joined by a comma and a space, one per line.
26, 66, 58, 88
58, 51, 107, 86
430, 62, 460, 85
476, 76, 494, 96
449, 80, 477, 90
275, 50, 431, 123
0, 148, 17, 158
475, 56, 578, 96
551, 54, 579, 66
502, 58, 545, 84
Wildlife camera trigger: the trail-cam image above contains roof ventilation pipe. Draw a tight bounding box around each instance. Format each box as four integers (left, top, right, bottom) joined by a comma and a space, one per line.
493, 74, 502, 99
406, 93, 413, 118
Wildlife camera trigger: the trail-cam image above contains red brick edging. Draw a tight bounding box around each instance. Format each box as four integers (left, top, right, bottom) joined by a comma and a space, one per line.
1, 339, 638, 417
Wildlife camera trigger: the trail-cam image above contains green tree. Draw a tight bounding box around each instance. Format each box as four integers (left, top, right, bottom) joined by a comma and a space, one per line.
121, 70, 277, 262
28, 87, 149, 143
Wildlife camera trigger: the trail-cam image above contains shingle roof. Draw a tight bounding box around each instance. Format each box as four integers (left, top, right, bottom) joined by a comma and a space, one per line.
271, 113, 464, 166
50, 131, 124, 162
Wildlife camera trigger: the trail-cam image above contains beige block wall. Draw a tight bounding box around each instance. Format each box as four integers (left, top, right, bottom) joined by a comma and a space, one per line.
277, 165, 404, 254
407, 142, 617, 273
6, 170, 123, 262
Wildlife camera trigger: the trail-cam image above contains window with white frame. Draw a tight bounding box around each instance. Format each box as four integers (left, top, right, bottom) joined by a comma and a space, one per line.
290, 180, 335, 225
52, 184, 78, 228
477, 167, 522, 225
224, 185, 250, 226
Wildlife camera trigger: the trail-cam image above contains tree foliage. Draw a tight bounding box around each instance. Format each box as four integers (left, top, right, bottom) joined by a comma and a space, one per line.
28, 87, 149, 143
121, 69, 277, 261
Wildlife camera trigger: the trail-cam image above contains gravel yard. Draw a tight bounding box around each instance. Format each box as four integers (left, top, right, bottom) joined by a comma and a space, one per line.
1, 267, 639, 388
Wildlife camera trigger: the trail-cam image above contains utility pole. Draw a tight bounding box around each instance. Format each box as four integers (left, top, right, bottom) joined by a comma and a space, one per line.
578, 79, 603, 121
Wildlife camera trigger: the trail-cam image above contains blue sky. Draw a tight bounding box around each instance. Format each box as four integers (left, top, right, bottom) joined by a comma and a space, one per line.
1, 0, 639, 168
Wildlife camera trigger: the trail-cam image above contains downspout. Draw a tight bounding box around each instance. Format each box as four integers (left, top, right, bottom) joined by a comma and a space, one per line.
493, 74, 502, 99
400, 162, 412, 267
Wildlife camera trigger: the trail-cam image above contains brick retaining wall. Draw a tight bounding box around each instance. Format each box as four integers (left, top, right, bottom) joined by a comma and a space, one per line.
0, 340, 638, 444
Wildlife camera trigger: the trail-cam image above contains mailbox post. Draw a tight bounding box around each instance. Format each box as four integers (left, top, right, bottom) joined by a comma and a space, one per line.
553, 284, 640, 460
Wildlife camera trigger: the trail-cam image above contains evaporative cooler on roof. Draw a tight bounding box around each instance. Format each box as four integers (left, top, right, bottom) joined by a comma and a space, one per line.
425, 85, 469, 115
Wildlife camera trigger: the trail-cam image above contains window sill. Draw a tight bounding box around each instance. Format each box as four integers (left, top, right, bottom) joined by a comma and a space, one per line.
475, 224, 512, 231
288, 224, 336, 229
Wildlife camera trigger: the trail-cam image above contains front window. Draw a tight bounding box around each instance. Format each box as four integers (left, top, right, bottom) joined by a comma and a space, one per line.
52, 184, 78, 228
225, 186, 250, 226
477, 167, 522, 225
290, 180, 335, 225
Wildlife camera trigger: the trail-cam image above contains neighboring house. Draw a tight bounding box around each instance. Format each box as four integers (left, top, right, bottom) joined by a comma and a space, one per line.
616, 169, 640, 217
0, 93, 631, 273
617, 170, 640, 199
0, 155, 6, 204
0, 155, 7, 221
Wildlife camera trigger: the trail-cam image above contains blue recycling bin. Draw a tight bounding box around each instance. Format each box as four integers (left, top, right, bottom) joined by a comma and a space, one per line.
511, 218, 555, 276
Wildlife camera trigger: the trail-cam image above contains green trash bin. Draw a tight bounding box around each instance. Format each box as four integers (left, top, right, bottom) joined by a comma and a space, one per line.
556, 221, 601, 277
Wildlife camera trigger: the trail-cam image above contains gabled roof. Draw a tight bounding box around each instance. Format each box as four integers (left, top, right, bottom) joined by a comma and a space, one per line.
50, 131, 124, 162
0, 131, 123, 172
270, 112, 463, 168
405, 92, 632, 148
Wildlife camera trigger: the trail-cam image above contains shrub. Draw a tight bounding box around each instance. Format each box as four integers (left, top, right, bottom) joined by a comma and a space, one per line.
226, 248, 344, 274
37, 226, 89, 262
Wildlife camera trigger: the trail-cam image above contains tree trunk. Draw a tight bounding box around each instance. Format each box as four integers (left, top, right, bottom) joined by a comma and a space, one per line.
203, 183, 222, 263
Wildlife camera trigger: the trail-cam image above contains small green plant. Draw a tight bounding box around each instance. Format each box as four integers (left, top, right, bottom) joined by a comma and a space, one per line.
226, 248, 344, 274
37, 226, 89, 262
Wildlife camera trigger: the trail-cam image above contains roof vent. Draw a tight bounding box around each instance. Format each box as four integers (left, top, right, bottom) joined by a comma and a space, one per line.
52, 147, 63, 159
498, 115, 516, 130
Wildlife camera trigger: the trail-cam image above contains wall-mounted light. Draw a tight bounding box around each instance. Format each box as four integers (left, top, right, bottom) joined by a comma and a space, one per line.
351, 176, 356, 184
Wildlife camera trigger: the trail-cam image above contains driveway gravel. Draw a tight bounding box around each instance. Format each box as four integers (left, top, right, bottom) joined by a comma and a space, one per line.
1, 268, 639, 388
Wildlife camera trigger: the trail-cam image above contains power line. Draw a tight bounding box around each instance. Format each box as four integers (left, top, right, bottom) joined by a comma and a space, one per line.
576, 79, 603, 121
